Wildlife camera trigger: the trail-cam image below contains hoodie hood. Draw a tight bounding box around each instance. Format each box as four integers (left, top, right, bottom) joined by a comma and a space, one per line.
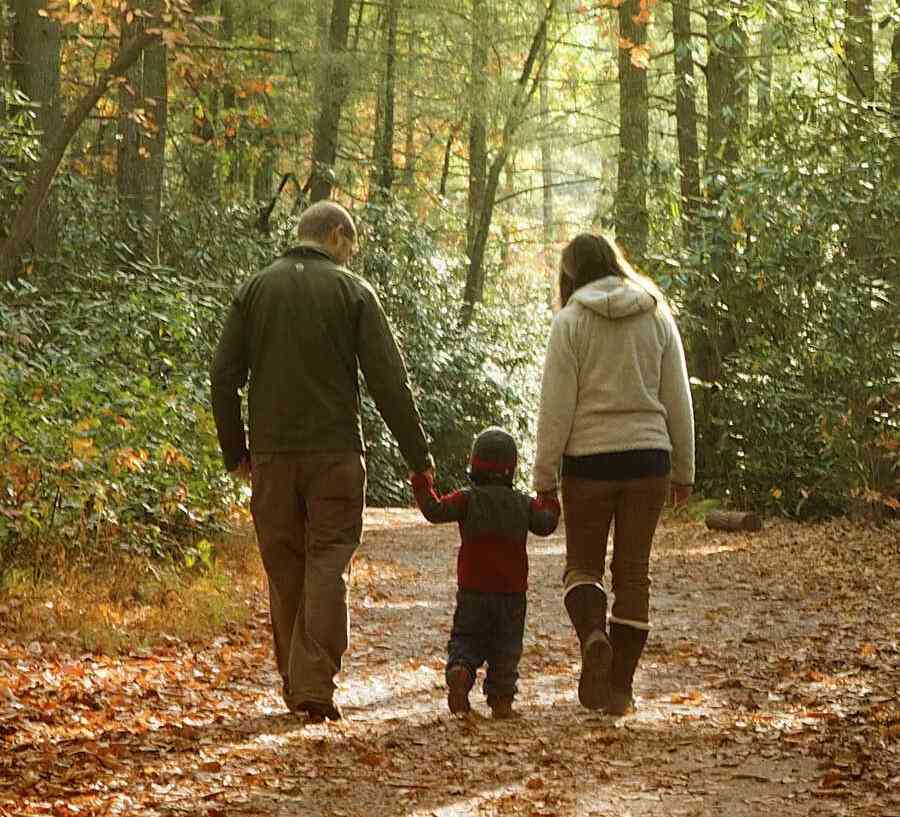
570, 276, 657, 319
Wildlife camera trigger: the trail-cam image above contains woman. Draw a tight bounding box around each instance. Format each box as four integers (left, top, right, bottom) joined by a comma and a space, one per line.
532, 233, 694, 714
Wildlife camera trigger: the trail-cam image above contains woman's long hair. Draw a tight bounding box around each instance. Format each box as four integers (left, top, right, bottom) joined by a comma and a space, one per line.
558, 233, 664, 309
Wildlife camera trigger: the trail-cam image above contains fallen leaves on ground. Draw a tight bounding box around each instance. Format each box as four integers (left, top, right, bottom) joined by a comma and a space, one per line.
1, 512, 898, 816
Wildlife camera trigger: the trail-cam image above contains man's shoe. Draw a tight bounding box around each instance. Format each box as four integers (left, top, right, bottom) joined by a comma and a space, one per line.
488, 695, 515, 720
291, 700, 342, 723
446, 664, 474, 715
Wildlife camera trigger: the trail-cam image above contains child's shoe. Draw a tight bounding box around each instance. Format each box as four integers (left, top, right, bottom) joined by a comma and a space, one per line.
446, 664, 474, 715
488, 695, 515, 719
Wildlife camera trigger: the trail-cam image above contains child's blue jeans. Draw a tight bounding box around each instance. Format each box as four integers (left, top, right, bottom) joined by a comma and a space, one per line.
446, 589, 526, 702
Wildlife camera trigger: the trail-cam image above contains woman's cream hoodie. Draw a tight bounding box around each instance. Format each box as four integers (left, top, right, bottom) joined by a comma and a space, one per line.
532, 276, 695, 492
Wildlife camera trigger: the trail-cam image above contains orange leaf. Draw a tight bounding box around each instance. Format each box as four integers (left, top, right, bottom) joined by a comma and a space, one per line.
630, 45, 650, 69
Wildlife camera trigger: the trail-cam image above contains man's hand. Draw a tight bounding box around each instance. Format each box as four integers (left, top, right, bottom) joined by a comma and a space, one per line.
670, 484, 692, 507
410, 466, 436, 482
230, 456, 251, 482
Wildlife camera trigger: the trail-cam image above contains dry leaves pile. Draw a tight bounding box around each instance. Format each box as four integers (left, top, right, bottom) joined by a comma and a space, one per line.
2, 511, 898, 817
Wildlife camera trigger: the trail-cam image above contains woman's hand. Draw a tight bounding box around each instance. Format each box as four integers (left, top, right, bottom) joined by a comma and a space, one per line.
670, 484, 692, 507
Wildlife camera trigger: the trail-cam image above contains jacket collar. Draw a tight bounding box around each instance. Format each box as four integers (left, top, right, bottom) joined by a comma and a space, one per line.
283, 243, 337, 263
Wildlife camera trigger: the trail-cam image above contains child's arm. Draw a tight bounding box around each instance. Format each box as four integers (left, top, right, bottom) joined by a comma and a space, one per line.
528, 493, 561, 536
411, 472, 468, 524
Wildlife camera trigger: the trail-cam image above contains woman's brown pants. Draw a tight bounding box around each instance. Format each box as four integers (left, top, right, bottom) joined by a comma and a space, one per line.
561, 474, 669, 629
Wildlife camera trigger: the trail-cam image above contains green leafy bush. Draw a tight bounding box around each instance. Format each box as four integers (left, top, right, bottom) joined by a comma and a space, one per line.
1, 185, 550, 572
651, 91, 900, 517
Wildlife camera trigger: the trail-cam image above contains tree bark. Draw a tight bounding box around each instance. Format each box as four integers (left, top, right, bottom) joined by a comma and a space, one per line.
892, 22, 900, 185
461, 0, 554, 324
845, 0, 875, 102
1, 31, 157, 280
10, 0, 62, 259
756, 10, 774, 117
116, 2, 167, 253
439, 125, 456, 198
309, 0, 353, 202
252, 15, 275, 208
672, 0, 701, 247
615, 0, 649, 265
401, 29, 418, 190
707, 4, 747, 172
539, 30, 554, 283
376, 0, 398, 195
466, 0, 488, 256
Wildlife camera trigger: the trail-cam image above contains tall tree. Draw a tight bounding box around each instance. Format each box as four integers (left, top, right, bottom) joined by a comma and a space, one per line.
10, 0, 62, 258
466, 0, 489, 255
756, 7, 774, 116
369, 0, 399, 198
116, 1, 167, 251
706, 3, 748, 172
309, 0, 353, 202
400, 30, 419, 190
615, 0, 649, 264
672, 0, 701, 248
1, 29, 159, 279
461, 0, 555, 323
253, 13, 275, 208
845, 0, 875, 101
539, 32, 555, 281
221, 0, 247, 191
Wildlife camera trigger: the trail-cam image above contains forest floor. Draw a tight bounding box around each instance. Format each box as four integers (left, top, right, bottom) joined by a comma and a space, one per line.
1, 510, 899, 817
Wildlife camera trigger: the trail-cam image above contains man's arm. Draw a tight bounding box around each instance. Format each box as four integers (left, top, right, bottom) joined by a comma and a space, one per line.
357, 288, 433, 473
411, 473, 468, 524
528, 494, 561, 536
209, 298, 250, 472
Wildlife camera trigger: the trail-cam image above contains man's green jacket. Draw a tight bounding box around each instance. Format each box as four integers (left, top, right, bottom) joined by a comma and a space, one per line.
210, 245, 432, 473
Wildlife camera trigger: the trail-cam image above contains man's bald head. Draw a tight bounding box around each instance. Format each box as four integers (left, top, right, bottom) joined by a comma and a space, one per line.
297, 201, 357, 245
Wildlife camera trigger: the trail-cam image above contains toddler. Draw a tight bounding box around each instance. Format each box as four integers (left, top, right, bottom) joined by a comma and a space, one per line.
411, 427, 560, 717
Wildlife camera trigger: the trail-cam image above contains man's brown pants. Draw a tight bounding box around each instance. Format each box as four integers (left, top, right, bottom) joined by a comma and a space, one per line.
561, 474, 669, 629
250, 451, 366, 708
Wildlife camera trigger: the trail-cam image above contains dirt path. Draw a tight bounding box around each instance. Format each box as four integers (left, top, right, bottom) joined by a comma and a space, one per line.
2, 512, 899, 816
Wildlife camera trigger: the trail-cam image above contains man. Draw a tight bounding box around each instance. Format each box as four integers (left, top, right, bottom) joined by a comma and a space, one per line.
210, 201, 433, 722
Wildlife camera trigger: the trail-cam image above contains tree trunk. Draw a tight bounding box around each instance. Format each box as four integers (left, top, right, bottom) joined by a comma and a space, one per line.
376, 0, 398, 195
461, 0, 554, 324
10, 0, 62, 259
707, 5, 747, 173
253, 14, 275, 209
672, 0, 701, 248
0, 31, 157, 280
843, 0, 875, 274
401, 30, 418, 190
539, 31, 555, 284
439, 125, 455, 198
756, 10, 774, 117
309, 0, 353, 202
845, 0, 875, 102
221, 0, 247, 192
615, 0, 649, 265
116, 2, 167, 255
466, 0, 488, 256
892, 22, 900, 185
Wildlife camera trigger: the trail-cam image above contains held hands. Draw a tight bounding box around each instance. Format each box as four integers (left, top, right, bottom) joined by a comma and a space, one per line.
409, 465, 436, 482
230, 455, 251, 482
670, 484, 692, 508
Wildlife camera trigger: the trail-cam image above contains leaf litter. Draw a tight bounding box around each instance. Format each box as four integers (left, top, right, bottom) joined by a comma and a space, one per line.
1, 510, 898, 816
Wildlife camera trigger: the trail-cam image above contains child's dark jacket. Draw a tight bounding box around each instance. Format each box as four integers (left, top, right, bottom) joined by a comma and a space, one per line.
411, 474, 560, 593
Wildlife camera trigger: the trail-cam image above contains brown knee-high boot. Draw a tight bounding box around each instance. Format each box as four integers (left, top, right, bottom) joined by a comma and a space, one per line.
608, 621, 648, 715
564, 584, 612, 710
